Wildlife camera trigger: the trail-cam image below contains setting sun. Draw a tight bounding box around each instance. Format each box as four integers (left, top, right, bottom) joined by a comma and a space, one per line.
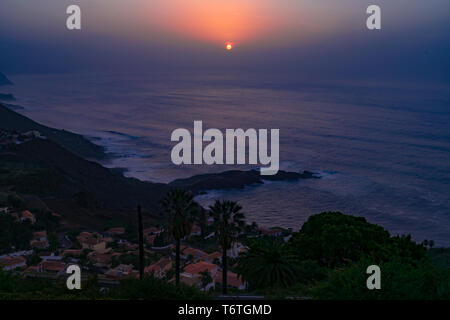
226, 43, 233, 50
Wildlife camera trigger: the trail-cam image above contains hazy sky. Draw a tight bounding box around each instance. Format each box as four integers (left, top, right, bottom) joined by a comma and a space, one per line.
0, 0, 449, 82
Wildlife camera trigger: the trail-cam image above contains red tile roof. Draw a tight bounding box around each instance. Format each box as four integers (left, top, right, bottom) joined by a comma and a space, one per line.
39, 261, 66, 272
33, 231, 47, 239
184, 261, 217, 275
0, 256, 26, 267
182, 247, 208, 259
215, 271, 244, 288
22, 210, 34, 218
145, 258, 172, 275
107, 227, 125, 235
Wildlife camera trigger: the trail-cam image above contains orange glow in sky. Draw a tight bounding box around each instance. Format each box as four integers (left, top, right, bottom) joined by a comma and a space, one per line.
144, 0, 302, 47
226, 43, 233, 50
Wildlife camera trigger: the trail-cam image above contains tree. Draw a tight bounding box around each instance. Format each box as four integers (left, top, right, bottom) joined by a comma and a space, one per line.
287, 212, 427, 268
161, 189, 196, 285
209, 200, 245, 294
236, 238, 299, 293
429, 240, 435, 248
7, 194, 25, 210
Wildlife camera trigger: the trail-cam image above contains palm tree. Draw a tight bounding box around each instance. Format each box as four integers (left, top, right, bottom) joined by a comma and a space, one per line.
209, 200, 245, 294
161, 189, 196, 285
236, 238, 298, 293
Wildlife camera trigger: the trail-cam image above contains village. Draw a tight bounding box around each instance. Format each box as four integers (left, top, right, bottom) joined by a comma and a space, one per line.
0, 205, 290, 293
0, 129, 45, 148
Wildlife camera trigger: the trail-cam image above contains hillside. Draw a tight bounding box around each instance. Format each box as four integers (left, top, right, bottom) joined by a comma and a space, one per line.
0, 138, 169, 212
0, 103, 106, 159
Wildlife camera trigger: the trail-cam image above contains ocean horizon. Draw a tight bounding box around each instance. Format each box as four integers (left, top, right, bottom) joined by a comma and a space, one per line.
6, 71, 450, 246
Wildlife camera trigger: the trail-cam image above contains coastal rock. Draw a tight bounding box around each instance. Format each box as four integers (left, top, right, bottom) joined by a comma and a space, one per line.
169, 169, 319, 194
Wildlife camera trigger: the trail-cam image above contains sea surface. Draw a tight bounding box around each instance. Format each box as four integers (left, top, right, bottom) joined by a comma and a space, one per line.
5, 72, 450, 245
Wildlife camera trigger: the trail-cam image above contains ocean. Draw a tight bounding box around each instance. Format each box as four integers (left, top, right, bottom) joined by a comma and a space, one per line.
5, 72, 450, 246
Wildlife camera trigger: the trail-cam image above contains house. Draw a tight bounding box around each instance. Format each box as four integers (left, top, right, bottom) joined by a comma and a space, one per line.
190, 224, 202, 237
33, 231, 47, 241
4, 250, 33, 258
40, 253, 63, 261
106, 227, 125, 236
63, 249, 83, 257
103, 237, 114, 244
30, 231, 49, 249
0, 256, 26, 271
21, 210, 36, 224
226, 242, 248, 259
37, 261, 66, 275
80, 238, 106, 251
181, 261, 218, 291
215, 271, 246, 290
104, 264, 137, 279
181, 247, 208, 261
51, 212, 62, 218
77, 232, 106, 251
144, 258, 172, 278
145, 234, 156, 246
30, 239, 49, 249
143, 227, 162, 236
88, 248, 119, 267
205, 251, 222, 264
183, 261, 218, 278
179, 274, 207, 290
118, 241, 138, 251
258, 227, 283, 237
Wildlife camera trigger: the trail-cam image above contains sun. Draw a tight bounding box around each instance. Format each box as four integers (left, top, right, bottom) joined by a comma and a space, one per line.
226, 43, 233, 51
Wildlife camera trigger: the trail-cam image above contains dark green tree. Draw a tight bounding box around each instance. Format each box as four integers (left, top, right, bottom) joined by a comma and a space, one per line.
287, 212, 427, 268
209, 200, 245, 294
161, 189, 196, 285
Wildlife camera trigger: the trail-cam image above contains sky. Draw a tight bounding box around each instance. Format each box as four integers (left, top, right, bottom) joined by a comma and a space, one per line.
0, 0, 449, 82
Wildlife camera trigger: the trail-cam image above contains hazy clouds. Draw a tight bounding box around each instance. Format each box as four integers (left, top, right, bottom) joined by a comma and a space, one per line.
0, 0, 449, 82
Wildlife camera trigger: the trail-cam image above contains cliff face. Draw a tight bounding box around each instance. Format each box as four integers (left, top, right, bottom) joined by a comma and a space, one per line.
0, 138, 169, 211
0, 72, 12, 86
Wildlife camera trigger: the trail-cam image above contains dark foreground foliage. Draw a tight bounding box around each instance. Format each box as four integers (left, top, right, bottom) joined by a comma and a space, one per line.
0, 270, 209, 300
236, 212, 449, 299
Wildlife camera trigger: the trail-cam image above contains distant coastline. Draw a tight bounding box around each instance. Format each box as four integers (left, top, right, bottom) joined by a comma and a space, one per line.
0, 102, 318, 230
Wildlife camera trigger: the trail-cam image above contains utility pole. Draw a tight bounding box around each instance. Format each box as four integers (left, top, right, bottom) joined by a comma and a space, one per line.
137, 205, 145, 280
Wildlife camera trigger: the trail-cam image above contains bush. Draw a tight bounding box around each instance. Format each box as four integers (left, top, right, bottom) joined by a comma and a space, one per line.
108, 276, 209, 300
312, 259, 450, 300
